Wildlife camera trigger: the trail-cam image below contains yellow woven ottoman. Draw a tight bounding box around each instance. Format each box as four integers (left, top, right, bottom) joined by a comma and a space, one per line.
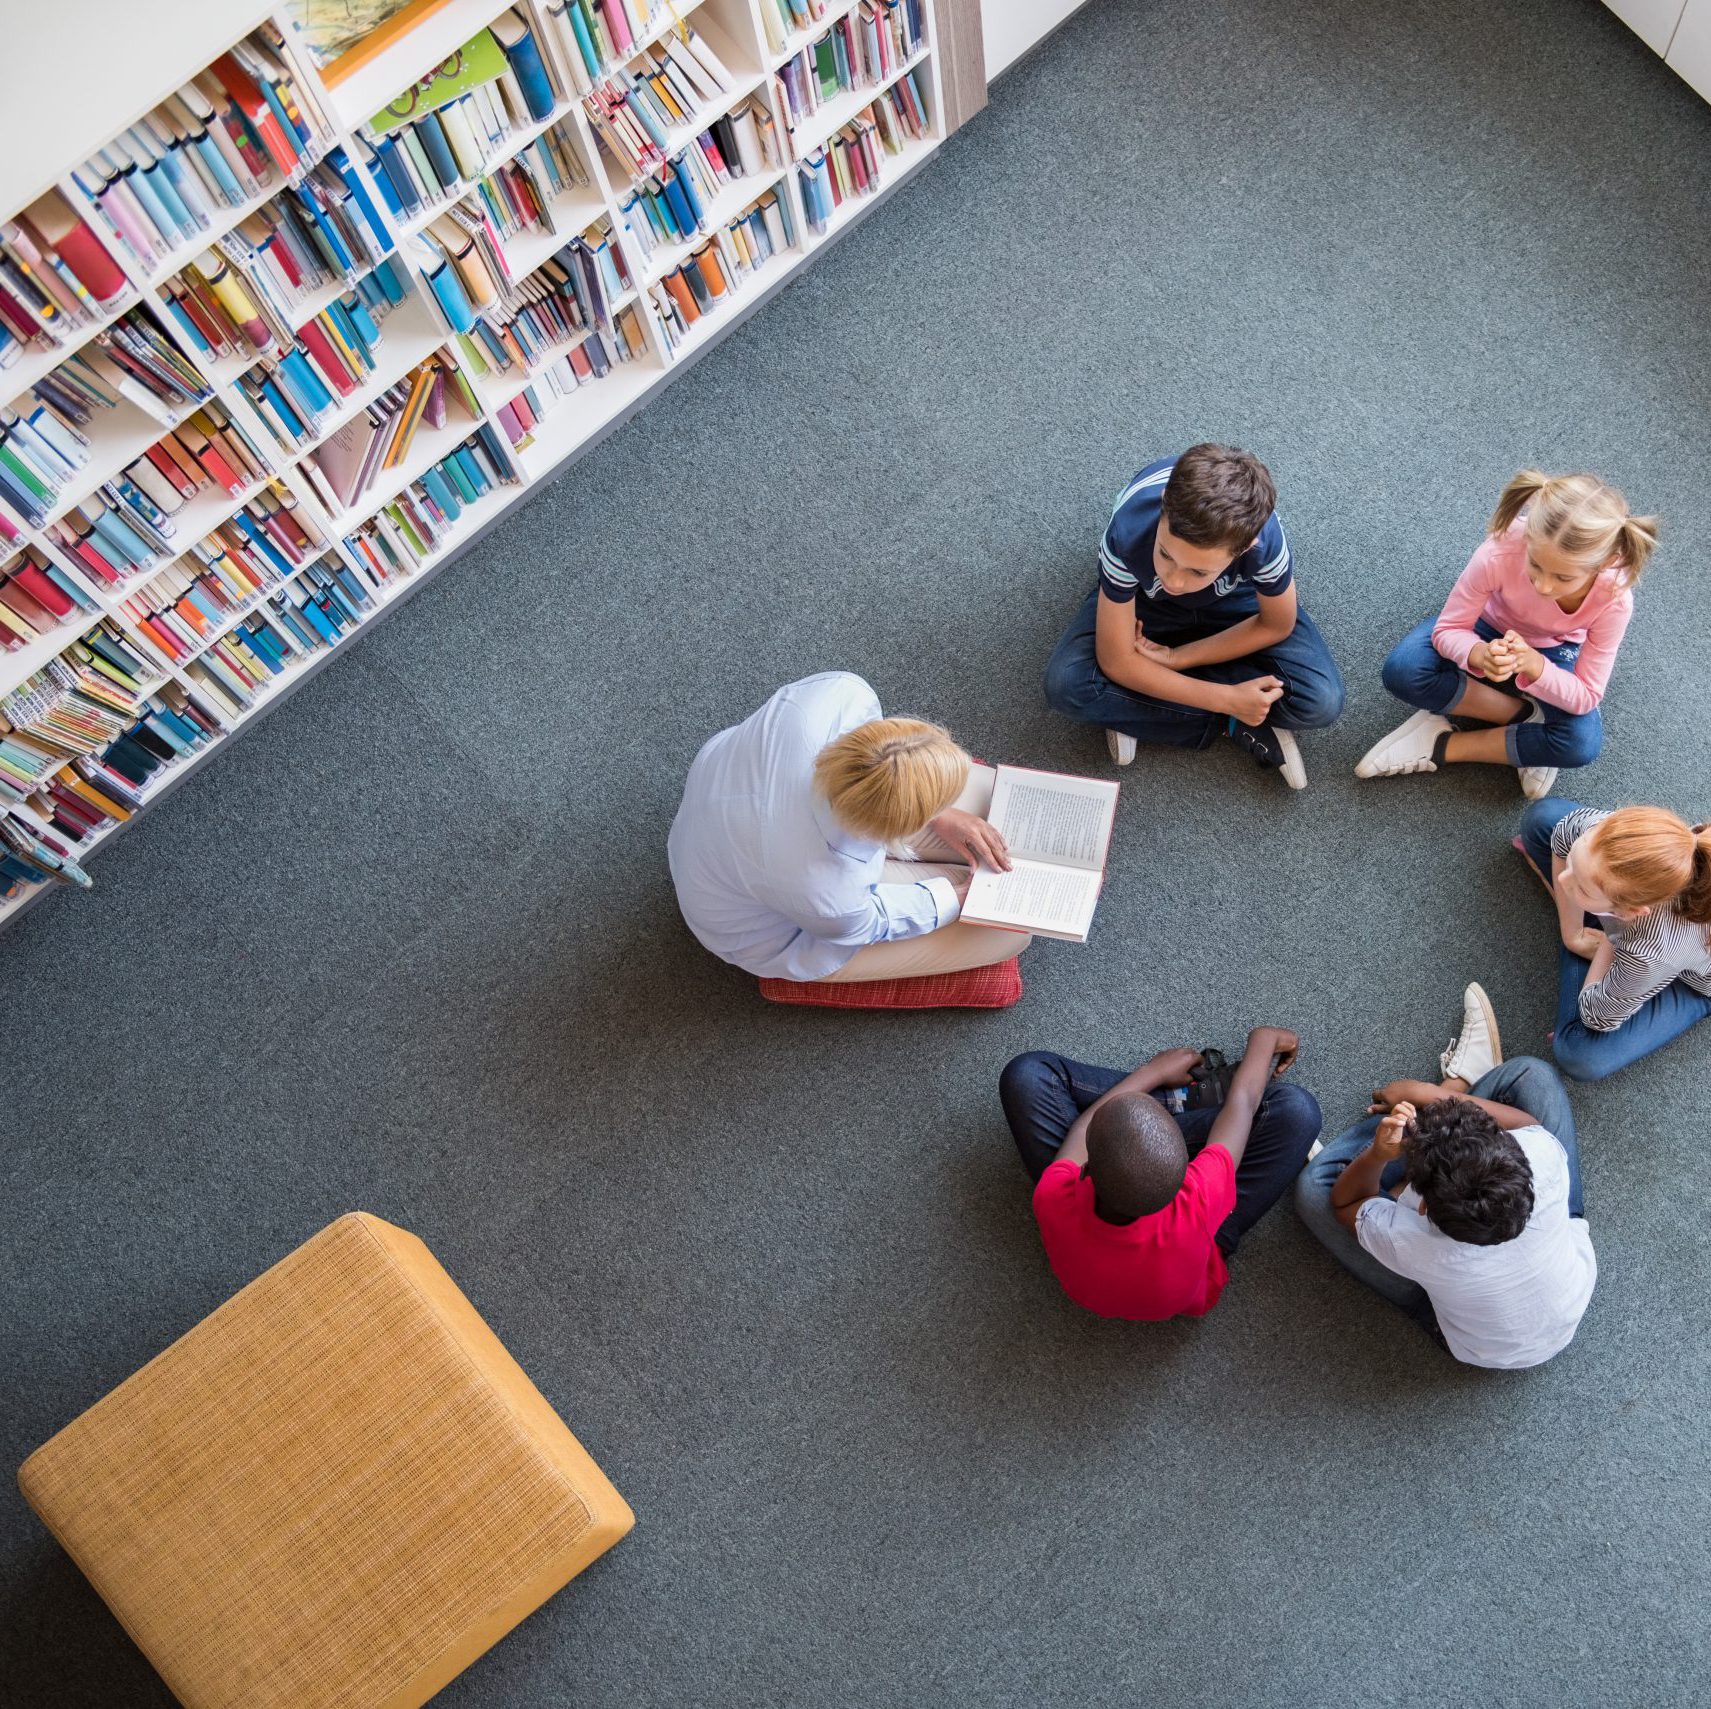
18, 1212, 634, 1709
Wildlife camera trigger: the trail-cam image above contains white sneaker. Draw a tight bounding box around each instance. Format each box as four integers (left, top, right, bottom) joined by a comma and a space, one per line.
1516, 707, 1555, 800
1106, 728, 1136, 766
1440, 981, 1503, 1083
1273, 728, 1307, 791
1354, 709, 1451, 779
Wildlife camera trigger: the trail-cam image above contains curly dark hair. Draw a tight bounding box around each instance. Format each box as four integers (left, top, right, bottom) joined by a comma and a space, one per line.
1403, 1098, 1535, 1246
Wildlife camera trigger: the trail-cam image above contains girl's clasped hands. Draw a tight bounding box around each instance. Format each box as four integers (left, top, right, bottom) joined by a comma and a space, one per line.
1469, 629, 1548, 686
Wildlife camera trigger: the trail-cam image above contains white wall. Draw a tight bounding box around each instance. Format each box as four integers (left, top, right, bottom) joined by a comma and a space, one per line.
1666, 0, 1711, 99
981, 0, 1096, 78
1602, 0, 1687, 55
1601, 0, 1711, 104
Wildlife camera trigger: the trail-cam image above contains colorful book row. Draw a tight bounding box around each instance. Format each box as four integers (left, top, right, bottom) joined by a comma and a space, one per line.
358, 10, 565, 223
298, 351, 482, 512
537, 0, 686, 91
156, 150, 395, 375
44, 481, 312, 602
465, 231, 633, 376
0, 546, 99, 651
582, 29, 742, 182
797, 76, 931, 230
619, 103, 784, 263
758, 0, 836, 55
72, 25, 336, 278
236, 258, 413, 455
648, 190, 795, 349
0, 189, 134, 372
341, 423, 522, 587
491, 300, 652, 443
491, 303, 650, 446
773, 1, 926, 136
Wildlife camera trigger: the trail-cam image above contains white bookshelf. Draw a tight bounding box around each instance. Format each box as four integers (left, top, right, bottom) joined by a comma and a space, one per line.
0, 0, 946, 930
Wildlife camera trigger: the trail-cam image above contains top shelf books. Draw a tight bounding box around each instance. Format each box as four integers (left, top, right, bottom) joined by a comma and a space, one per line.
70, 24, 340, 293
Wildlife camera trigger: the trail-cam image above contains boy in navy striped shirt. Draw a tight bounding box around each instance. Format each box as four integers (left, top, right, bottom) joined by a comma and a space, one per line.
1043, 444, 1344, 788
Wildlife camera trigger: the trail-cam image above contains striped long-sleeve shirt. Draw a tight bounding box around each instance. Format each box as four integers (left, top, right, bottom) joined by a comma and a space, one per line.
1552, 807, 1711, 1031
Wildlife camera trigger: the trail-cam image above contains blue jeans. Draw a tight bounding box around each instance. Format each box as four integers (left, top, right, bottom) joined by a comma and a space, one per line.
1042, 588, 1346, 750
1380, 616, 1602, 768
999, 1051, 1323, 1256
1520, 798, 1711, 1081
1293, 1057, 1582, 1338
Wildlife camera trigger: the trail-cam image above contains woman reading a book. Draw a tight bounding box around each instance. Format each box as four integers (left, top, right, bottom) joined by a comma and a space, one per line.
668, 672, 1030, 981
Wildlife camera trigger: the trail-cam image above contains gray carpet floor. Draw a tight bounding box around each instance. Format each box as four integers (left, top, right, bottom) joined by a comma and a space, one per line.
6, 1, 1711, 1703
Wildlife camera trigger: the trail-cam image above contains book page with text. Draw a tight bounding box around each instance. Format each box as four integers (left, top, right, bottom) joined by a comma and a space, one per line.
990, 769, 1118, 870
963, 860, 1101, 939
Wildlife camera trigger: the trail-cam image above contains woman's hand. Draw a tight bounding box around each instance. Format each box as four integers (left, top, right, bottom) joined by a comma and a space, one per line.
1562, 921, 1606, 958
928, 808, 1012, 872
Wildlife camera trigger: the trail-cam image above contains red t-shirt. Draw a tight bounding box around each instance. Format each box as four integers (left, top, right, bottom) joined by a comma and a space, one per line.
1031, 1147, 1236, 1320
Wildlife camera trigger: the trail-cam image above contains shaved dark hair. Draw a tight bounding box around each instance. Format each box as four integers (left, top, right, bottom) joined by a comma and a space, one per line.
1085, 1094, 1190, 1224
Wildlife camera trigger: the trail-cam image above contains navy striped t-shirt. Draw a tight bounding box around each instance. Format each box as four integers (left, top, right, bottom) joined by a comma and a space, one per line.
1099, 457, 1293, 616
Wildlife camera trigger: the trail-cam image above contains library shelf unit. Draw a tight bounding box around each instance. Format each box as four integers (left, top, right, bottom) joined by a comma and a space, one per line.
0, 0, 949, 932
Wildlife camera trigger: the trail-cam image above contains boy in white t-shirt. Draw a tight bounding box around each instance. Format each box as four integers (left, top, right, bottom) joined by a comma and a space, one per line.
1293, 987, 1595, 1369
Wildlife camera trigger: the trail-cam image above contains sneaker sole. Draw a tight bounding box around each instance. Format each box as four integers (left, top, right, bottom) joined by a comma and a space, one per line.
1466, 980, 1503, 1067
1274, 728, 1307, 790
1106, 730, 1137, 767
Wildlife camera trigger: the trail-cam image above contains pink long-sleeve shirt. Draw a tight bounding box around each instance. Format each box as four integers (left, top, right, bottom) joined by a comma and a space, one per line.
1431, 518, 1634, 714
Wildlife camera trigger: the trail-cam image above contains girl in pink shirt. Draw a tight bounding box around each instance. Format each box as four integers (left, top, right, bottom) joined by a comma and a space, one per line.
1357, 471, 1659, 799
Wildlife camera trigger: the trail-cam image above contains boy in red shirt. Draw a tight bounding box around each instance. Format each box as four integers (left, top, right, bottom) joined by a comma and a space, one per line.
999, 1027, 1316, 1319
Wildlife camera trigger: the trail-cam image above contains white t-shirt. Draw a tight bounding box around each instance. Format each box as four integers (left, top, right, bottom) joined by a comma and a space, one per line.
1356, 1126, 1597, 1370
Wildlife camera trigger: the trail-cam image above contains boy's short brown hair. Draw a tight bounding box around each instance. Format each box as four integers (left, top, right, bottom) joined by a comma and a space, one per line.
1160, 444, 1277, 553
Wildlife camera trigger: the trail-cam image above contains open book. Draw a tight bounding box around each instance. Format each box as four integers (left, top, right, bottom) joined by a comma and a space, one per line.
959, 766, 1120, 943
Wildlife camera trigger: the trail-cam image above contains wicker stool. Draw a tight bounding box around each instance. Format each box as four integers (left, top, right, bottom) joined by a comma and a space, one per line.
19, 1212, 633, 1708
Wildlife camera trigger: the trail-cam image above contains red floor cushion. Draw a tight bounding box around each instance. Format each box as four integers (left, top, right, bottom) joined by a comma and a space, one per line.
759, 959, 1023, 1009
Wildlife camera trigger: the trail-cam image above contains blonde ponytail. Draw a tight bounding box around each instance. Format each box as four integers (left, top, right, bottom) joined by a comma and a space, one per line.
1489, 469, 1550, 538
1612, 512, 1661, 584
1490, 469, 1660, 589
